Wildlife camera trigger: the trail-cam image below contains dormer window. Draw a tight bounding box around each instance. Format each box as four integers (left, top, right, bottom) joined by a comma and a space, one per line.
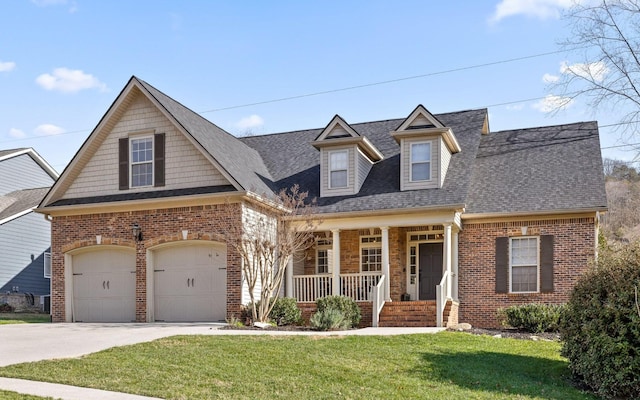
410, 142, 431, 182
391, 105, 461, 191
313, 114, 383, 197
131, 136, 154, 187
329, 150, 348, 188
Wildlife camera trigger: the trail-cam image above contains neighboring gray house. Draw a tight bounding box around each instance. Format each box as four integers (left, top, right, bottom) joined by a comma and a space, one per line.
0, 148, 58, 297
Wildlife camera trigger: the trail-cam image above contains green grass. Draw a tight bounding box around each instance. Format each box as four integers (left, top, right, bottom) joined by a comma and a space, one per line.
0, 390, 53, 399
0, 313, 50, 324
0, 332, 595, 400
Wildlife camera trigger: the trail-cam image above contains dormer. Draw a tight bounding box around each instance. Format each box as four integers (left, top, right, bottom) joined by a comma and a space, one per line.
312, 115, 383, 198
391, 105, 461, 191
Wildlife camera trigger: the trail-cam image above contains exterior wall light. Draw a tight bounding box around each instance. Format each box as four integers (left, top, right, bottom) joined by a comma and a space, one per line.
132, 223, 143, 242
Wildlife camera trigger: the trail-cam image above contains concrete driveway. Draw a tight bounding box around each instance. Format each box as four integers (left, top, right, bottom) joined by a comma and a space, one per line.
0, 323, 225, 367
0, 323, 444, 367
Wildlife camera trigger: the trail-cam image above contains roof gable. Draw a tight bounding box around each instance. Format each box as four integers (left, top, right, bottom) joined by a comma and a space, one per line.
0, 148, 58, 180
312, 114, 383, 162
41, 77, 274, 208
315, 115, 361, 141
395, 104, 446, 131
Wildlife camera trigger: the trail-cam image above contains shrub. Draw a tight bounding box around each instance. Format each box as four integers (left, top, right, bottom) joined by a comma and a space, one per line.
560, 242, 640, 399
498, 303, 564, 333
269, 297, 302, 326
0, 303, 13, 313
316, 295, 361, 328
310, 308, 350, 331
242, 297, 302, 326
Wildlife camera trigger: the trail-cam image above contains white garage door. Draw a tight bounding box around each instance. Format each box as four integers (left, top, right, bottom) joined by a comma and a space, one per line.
72, 248, 136, 323
154, 243, 226, 322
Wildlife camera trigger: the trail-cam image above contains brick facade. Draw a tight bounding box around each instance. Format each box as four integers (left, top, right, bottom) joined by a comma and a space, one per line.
50, 202, 243, 322
458, 217, 596, 328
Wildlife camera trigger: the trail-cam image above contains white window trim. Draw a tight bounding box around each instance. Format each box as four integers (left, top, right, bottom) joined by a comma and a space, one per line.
43, 252, 51, 278
409, 140, 432, 182
328, 149, 349, 189
360, 235, 382, 272
509, 236, 540, 294
316, 239, 332, 274
130, 135, 154, 188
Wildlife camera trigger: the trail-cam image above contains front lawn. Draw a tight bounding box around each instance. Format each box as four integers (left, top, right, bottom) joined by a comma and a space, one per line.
0, 332, 594, 399
0, 313, 50, 325
0, 390, 52, 399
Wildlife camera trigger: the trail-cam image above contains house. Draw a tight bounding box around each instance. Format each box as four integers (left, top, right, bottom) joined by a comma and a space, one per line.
0, 148, 58, 306
36, 76, 607, 327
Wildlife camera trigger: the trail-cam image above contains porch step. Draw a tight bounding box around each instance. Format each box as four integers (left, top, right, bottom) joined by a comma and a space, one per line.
378, 301, 437, 327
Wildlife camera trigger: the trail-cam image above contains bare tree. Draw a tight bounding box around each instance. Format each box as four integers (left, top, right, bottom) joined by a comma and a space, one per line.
217, 185, 320, 323
553, 1, 640, 140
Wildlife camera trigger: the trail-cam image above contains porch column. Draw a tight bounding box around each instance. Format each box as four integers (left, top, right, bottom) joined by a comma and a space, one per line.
452, 228, 459, 300
381, 226, 391, 301
285, 255, 293, 298
331, 229, 340, 296
443, 224, 452, 299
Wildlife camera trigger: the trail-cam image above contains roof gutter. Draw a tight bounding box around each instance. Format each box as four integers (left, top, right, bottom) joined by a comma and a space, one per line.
462, 206, 607, 220
34, 190, 246, 217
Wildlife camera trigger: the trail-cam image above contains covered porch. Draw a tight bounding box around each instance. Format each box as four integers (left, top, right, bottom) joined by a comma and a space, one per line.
285, 211, 462, 327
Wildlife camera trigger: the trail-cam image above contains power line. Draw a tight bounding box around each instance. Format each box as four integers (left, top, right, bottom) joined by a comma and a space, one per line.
198, 49, 570, 114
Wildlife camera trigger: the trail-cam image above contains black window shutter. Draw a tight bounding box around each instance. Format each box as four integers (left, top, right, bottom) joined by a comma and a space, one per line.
495, 237, 509, 293
540, 235, 554, 292
154, 133, 165, 187
118, 138, 129, 190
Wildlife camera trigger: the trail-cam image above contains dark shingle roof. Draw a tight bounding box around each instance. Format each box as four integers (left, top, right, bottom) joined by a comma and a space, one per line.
241, 109, 488, 213
137, 78, 274, 195
466, 121, 607, 214
0, 148, 28, 159
0, 188, 50, 222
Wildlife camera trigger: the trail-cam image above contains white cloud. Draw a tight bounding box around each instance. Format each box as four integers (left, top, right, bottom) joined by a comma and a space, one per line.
542, 73, 559, 83
0, 61, 16, 72
236, 114, 264, 130
560, 60, 608, 82
8, 128, 26, 138
489, 0, 573, 23
506, 104, 525, 111
532, 94, 574, 112
34, 124, 65, 136
36, 68, 107, 93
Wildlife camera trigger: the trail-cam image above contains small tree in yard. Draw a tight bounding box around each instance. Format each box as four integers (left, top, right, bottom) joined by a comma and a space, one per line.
217, 185, 319, 324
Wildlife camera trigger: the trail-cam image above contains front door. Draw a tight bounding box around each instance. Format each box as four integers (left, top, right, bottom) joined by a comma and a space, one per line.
418, 243, 443, 300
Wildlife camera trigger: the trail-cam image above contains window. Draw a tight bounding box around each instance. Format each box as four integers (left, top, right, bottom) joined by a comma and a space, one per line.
510, 237, 539, 293
360, 235, 382, 272
410, 142, 431, 182
130, 137, 153, 187
329, 150, 348, 188
316, 239, 333, 274
43, 252, 51, 278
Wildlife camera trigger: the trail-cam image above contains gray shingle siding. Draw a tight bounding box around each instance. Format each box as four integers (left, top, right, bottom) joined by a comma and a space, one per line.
0, 154, 55, 196
0, 212, 50, 295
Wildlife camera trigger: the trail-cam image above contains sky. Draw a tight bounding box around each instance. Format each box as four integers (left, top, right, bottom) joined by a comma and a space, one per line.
1, 0, 638, 174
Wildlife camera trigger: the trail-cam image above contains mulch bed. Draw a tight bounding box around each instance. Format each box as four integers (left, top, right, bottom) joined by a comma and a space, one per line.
459, 327, 561, 341
221, 324, 560, 340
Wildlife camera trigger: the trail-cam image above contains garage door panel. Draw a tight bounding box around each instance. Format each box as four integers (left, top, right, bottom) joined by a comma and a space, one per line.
154, 243, 226, 322
72, 248, 136, 323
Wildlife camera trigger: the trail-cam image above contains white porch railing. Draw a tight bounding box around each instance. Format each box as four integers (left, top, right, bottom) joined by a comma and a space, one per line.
436, 270, 450, 327
291, 272, 382, 302
340, 272, 383, 301
292, 274, 332, 302
372, 275, 386, 327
